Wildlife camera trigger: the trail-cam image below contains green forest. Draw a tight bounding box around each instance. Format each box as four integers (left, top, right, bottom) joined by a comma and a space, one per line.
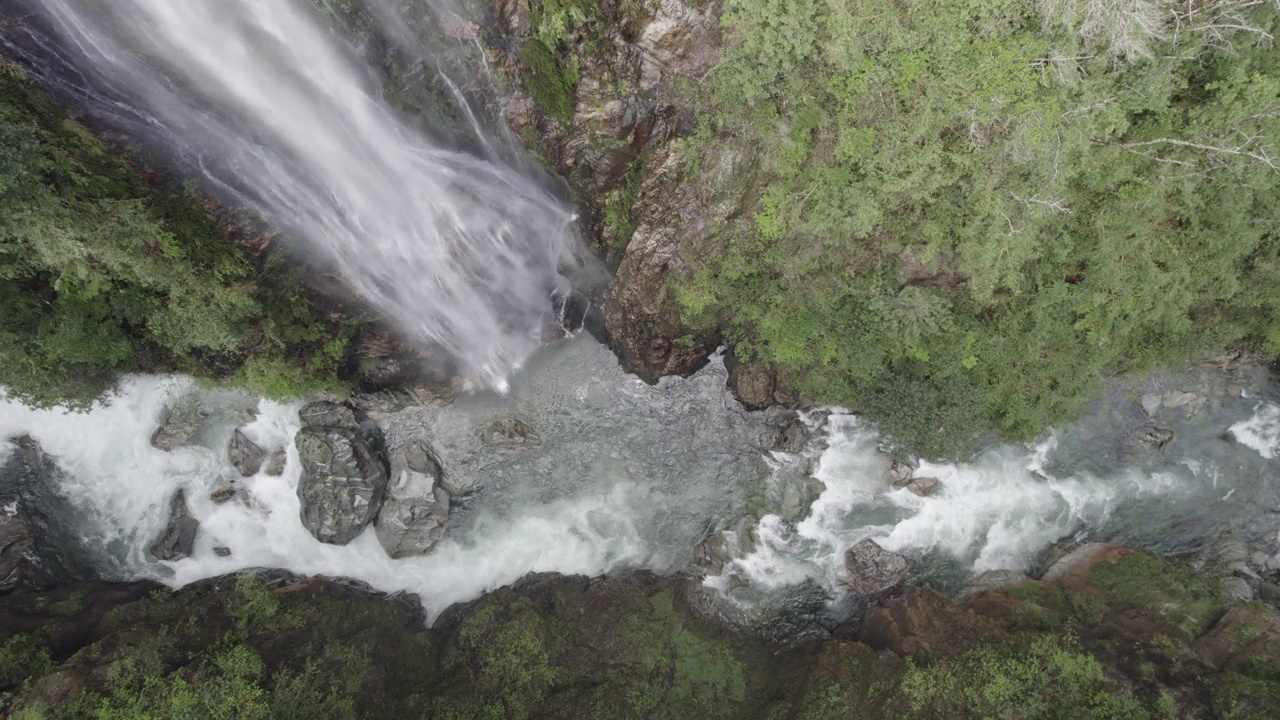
0, 68, 358, 407
674, 0, 1280, 457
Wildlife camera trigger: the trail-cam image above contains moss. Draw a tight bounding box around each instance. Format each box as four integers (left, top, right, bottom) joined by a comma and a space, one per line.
1210, 671, 1280, 720
520, 38, 576, 124
1089, 551, 1225, 640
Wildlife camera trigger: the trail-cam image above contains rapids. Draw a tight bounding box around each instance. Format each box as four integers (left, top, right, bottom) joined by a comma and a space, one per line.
1, 338, 1277, 621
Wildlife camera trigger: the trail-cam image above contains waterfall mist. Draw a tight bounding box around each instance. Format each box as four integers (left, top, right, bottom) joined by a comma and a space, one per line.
7, 0, 591, 387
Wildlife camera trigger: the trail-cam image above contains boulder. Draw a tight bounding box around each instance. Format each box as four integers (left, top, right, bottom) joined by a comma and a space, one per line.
771, 417, 809, 454
481, 418, 542, 448
0, 512, 35, 593
209, 475, 237, 505
149, 489, 199, 562
0, 436, 97, 590
264, 447, 287, 477
150, 399, 205, 451
905, 477, 941, 497
842, 539, 908, 601
298, 401, 357, 430
888, 461, 914, 489
778, 476, 826, 523
375, 442, 451, 558
213, 546, 232, 557
729, 362, 775, 410
691, 517, 757, 574
228, 429, 266, 476
295, 426, 389, 545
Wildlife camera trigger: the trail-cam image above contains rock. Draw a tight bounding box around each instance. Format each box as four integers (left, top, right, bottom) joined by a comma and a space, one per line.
0, 512, 35, 594
295, 426, 389, 545
888, 461, 914, 489
1261, 582, 1280, 605
1251, 551, 1270, 570
1164, 391, 1199, 409
1140, 392, 1163, 417
227, 429, 266, 476
264, 447, 287, 477
1227, 384, 1244, 398
213, 546, 232, 557
772, 417, 809, 454
728, 361, 775, 410
149, 489, 199, 562
635, 0, 720, 89
481, 418, 541, 448
1120, 425, 1175, 463
842, 539, 908, 601
374, 442, 451, 558
209, 478, 237, 505
778, 476, 826, 523
1222, 576, 1254, 603
691, 517, 757, 574
150, 399, 205, 451
905, 477, 941, 497
960, 569, 1028, 596
1231, 562, 1260, 580
298, 401, 357, 430
0, 437, 98, 591
1267, 554, 1280, 573
1217, 539, 1250, 566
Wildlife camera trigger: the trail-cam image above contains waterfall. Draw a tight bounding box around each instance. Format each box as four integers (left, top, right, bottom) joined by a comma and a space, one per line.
7, 0, 589, 387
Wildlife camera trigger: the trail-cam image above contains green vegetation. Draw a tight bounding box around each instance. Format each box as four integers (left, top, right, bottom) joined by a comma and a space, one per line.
1089, 549, 1225, 638
2, 557, 1278, 719
0, 68, 360, 407
901, 634, 1150, 718
676, 0, 1280, 457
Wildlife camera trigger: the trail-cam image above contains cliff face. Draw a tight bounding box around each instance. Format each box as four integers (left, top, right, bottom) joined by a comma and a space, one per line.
483, 0, 772, 388
1, 547, 1276, 718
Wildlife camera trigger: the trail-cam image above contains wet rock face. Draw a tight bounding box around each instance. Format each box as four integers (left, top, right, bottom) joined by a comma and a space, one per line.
150, 400, 205, 451
149, 489, 198, 562
298, 401, 358, 430
1120, 425, 1176, 463
375, 442, 451, 558
842, 539, 908, 601
295, 424, 389, 546
0, 437, 97, 591
228, 429, 266, 476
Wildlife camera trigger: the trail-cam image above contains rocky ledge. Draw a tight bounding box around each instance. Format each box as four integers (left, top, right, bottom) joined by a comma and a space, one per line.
0, 544, 1277, 718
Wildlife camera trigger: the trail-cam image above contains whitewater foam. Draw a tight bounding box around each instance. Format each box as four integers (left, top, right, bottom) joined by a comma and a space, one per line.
1231, 402, 1280, 459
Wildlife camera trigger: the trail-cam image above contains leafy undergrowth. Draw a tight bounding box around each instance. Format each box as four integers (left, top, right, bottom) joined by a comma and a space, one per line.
0, 550, 1277, 718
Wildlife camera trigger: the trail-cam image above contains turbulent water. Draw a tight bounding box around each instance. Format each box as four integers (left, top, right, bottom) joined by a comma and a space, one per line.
6, 0, 589, 386
1, 337, 1278, 621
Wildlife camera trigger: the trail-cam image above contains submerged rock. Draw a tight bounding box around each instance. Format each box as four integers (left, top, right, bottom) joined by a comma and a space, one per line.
1120, 425, 1175, 463
842, 539, 908, 601
691, 517, 757, 574
228, 429, 266, 476
150, 399, 205, 452
150, 489, 199, 562
375, 442, 451, 558
295, 426, 389, 545
481, 418, 541, 448
778, 476, 827, 524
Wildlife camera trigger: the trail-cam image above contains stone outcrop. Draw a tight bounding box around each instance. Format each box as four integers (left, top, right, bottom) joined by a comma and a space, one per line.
842, 539, 908, 601
0, 436, 96, 591
150, 399, 205, 452
228, 429, 266, 476
375, 442, 451, 558
149, 489, 198, 562
294, 402, 389, 545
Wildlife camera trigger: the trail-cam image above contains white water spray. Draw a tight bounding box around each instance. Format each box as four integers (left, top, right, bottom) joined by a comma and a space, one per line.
25, 0, 585, 385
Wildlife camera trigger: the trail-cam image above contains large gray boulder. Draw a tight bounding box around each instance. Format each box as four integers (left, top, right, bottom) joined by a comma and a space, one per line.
374, 442, 450, 558
298, 401, 357, 429
295, 426, 388, 545
842, 539, 908, 601
228, 429, 266, 476
1121, 425, 1175, 463
150, 399, 205, 451
0, 436, 97, 590
150, 489, 199, 562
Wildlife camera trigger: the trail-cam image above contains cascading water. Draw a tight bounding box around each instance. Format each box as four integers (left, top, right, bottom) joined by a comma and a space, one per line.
6, 0, 590, 386
1, 336, 1277, 622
